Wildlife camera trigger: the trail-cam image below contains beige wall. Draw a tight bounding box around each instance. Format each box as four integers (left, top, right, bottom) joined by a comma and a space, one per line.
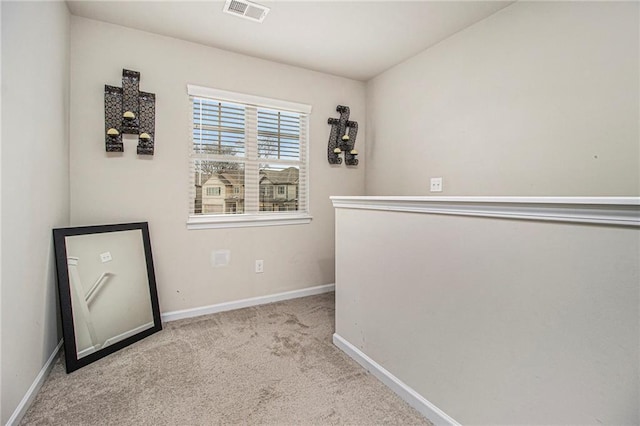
1, 1, 70, 423
365, 1, 639, 196
5, 1, 638, 423
69, 16, 366, 314
335, 206, 639, 424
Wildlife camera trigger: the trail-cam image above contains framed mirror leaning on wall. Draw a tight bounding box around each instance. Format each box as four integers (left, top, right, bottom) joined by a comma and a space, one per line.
53, 222, 162, 373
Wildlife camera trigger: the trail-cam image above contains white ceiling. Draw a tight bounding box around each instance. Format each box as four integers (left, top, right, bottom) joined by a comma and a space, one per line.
67, 0, 514, 81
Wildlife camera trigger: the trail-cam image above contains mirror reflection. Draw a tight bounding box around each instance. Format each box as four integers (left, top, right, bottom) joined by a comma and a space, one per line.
65, 229, 154, 358
54, 222, 162, 373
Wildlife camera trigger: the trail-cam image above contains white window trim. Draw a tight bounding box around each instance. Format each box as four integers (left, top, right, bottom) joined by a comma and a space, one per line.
187, 84, 313, 230
187, 85, 312, 114
187, 213, 312, 229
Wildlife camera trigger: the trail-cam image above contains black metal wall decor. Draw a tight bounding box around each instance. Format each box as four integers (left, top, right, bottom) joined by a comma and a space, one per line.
104, 69, 156, 155
327, 105, 358, 166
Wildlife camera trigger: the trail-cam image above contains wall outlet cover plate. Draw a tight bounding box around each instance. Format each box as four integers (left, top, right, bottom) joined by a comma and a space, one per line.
430, 177, 443, 192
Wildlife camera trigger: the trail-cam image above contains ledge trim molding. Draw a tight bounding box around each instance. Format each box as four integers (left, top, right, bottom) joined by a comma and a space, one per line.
330, 196, 640, 227
333, 333, 460, 426
162, 283, 335, 322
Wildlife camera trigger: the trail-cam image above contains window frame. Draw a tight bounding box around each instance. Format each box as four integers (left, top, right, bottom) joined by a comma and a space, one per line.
206, 186, 222, 197
187, 85, 312, 230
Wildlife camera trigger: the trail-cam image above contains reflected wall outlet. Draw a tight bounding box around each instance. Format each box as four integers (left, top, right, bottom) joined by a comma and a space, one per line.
430, 177, 443, 192
255, 260, 264, 273
100, 252, 112, 263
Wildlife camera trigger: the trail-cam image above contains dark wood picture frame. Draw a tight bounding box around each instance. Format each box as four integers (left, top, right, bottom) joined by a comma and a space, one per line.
53, 222, 162, 373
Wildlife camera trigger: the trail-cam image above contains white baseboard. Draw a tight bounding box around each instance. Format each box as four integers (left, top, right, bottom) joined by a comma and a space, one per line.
77, 321, 155, 358
103, 321, 154, 346
77, 344, 98, 359
6, 340, 63, 426
161, 283, 335, 323
332, 333, 460, 426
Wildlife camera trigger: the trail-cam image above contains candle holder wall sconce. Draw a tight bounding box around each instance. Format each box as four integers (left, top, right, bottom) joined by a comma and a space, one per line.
327, 105, 358, 166
104, 69, 156, 155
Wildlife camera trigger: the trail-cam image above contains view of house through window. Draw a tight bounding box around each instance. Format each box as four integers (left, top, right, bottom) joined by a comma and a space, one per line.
194, 160, 245, 214
189, 88, 309, 219
193, 160, 301, 214
259, 165, 300, 212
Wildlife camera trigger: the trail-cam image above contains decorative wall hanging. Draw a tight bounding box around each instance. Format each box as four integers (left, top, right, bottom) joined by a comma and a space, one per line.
327, 105, 358, 166
104, 69, 156, 155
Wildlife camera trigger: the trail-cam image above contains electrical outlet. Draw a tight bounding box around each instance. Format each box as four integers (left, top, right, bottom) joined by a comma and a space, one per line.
430, 177, 443, 192
255, 260, 264, 273
100, 252, 112, 263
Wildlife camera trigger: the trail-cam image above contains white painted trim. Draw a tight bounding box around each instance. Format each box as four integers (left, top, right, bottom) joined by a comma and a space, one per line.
330, 196, 640, 227
77, 321, 155, 358
77, 344, 97, 359
186, 84, 312, 114
333, 334, 460, 426
6, 340, 63, 426
187, 213, 312, 230
103, 321, 154, 347
162, 283, 335, 322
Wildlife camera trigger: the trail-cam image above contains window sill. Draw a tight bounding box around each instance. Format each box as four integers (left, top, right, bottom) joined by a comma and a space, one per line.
187, 213, 313, 230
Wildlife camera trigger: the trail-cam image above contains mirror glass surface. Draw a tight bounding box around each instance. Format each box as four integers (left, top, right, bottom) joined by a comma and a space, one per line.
54, 222, 161, 373
65, 229, 154, 358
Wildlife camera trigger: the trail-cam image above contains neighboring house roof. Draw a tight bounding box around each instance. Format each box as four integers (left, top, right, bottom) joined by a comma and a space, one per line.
200, 167, 298, 187
202, 175, 225, 187
260, 167, 299, 185
219, 172, 244, 186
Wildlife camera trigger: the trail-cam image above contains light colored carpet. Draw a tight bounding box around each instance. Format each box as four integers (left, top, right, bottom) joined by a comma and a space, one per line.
21, 292, 431, 425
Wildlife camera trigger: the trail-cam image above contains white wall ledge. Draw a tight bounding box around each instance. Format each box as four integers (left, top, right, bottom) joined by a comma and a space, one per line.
330, 196, 640, 227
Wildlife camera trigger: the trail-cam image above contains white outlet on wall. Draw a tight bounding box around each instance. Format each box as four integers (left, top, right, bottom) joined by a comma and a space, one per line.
430, 177, 443, 192
100, 252, 112, 263
255, 260, 264, 273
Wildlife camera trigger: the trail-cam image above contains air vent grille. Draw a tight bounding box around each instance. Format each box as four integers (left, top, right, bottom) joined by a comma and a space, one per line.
223, 0, 270, 23
228, 0, 248, 14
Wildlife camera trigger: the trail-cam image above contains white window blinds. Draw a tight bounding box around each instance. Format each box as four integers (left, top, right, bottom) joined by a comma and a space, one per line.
192, 99, 245, 157
188, 85, 311, 225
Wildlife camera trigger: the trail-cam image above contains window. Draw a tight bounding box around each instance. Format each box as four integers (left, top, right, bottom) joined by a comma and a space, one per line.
206, 187, 221, 196
188, 85, 312, 229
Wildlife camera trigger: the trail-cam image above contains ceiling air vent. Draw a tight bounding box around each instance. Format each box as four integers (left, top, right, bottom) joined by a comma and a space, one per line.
223, 0, 270, 23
